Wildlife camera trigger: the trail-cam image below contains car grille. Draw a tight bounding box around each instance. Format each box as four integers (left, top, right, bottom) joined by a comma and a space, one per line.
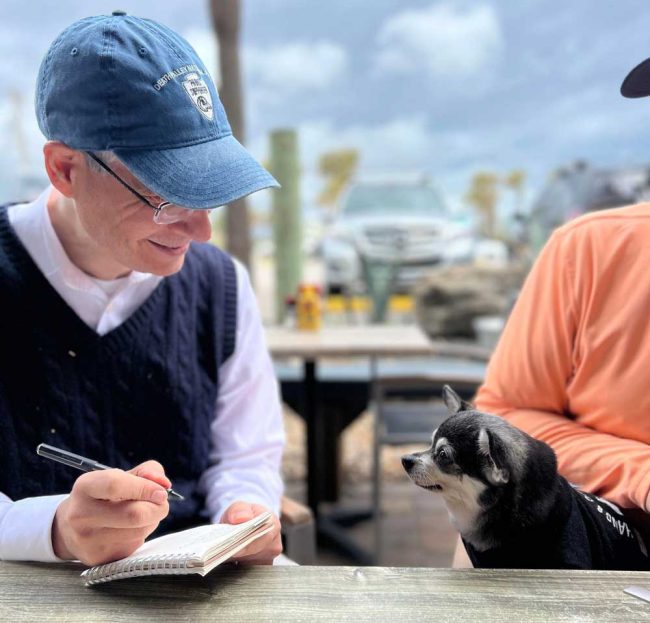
362, 226, 441, 258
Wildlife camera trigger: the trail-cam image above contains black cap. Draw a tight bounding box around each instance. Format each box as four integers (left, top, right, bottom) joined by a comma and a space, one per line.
112, 10, 127, 16
621, 58, 650, 98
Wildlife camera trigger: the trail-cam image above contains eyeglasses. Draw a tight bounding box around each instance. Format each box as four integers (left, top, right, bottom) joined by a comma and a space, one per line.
85, 152, 212, 225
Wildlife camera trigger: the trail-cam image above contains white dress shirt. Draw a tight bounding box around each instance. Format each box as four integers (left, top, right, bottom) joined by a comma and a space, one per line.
0, 188, 285, 561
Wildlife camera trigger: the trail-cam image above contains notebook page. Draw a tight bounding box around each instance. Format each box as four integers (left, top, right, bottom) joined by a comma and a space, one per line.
200, 523, 274, 573
100, 512, 272, 565
191, 524, 274, 575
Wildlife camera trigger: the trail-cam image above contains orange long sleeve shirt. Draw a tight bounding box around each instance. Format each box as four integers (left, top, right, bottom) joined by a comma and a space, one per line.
476, 203, 650, 511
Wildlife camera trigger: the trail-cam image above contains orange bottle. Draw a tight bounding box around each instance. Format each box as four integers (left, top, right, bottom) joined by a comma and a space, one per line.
296, 283, 322, 331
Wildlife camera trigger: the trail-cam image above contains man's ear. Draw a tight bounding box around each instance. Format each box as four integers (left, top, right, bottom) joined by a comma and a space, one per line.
43, 142, 81, 198
442, 385, 474, 414
477, 428, 509, 485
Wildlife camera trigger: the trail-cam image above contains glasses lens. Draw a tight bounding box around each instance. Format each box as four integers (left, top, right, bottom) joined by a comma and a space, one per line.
153, 205, 213, 225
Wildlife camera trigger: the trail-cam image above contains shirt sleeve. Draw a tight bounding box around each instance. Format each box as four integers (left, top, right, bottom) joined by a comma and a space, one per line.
475, 229, 650, 511
0, 492, 67, 561
199, 260, 285, 522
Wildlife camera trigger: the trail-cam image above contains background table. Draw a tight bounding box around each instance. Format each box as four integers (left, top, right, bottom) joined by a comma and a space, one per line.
1, 562, 648, 622
265, 324, 492, 360
267, 324, 489, 510
266, 325, 489, 563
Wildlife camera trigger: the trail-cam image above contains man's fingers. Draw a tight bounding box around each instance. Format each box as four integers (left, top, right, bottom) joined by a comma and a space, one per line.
230, 512, 282, 563
73, 469, 168, 505
54, 470, 172, 563
129, 460, 172, 490
68, 497, 169, 529
222, 501, 255, 525
251, 503, 272, 516
232, 532, 283, 564
220, 502, 282, 564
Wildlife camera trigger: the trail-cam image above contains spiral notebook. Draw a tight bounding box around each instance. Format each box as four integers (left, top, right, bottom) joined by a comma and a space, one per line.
81, 511, 273, 586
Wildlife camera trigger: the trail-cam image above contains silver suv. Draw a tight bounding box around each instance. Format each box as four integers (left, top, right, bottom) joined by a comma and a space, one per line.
322, 177, 472, 293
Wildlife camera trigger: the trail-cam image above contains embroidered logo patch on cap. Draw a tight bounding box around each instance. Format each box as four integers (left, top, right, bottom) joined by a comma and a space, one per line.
182, 73, 214, 121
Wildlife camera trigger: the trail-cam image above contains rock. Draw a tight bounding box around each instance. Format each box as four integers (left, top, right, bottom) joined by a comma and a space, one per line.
413, 262, 529, 339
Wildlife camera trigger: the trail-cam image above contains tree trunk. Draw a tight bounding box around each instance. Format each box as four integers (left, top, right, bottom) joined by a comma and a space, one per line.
210, 0, 251, 270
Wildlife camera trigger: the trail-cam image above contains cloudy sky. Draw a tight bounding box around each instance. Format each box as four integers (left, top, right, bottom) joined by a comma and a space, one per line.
3, 0, 650, 217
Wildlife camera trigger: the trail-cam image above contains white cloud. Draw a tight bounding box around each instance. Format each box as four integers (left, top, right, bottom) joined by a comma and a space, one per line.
245, 41, 348, 97
374, 2, 503, 79
248, 113, 545, 212
302, 117, 432, 171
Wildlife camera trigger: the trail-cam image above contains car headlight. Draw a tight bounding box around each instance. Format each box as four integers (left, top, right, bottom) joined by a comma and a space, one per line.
322, 236, 357, 262
441, 236, 475, 263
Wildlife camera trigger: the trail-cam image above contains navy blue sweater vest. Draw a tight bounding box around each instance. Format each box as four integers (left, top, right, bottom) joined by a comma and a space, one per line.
0, 205, 237, 534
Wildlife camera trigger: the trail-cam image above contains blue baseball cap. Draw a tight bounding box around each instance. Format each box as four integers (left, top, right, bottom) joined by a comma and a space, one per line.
35, 11, 278, 209
621, 57, 650, 98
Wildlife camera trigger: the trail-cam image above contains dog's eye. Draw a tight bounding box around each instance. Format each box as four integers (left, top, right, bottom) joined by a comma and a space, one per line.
437, 447, 452, 464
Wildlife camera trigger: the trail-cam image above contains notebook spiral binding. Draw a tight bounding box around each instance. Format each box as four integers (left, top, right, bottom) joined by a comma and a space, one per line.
82, 551, 198, 586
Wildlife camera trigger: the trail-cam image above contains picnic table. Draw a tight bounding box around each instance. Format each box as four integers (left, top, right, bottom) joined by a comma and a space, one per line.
1, 562, 647, 621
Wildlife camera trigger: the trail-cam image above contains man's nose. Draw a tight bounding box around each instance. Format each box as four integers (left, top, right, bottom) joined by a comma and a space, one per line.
182, 210, 213, 243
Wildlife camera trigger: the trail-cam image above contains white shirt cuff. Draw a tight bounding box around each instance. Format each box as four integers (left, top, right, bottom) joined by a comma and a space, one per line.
0, 495, 68, 562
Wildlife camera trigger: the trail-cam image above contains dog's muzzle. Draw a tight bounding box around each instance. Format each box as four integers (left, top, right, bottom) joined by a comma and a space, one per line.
401, 455, 416, 473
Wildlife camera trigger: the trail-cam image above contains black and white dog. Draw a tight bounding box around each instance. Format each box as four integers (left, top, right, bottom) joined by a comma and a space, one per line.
402, 386, 649, 569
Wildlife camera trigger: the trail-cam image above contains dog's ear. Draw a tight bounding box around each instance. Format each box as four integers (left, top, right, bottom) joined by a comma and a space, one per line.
442, 385, 474, 414
477, 428, 510, 485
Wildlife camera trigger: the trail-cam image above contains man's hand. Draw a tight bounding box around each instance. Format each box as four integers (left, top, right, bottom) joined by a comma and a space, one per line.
52, 461, 171, 565
220, 501, 282, 565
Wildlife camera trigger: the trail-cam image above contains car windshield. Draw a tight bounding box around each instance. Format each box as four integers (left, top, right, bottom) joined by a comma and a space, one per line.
343, 184, 447, 217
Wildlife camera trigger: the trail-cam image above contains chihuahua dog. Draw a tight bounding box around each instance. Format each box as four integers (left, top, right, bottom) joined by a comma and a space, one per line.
402, 386, 649, 569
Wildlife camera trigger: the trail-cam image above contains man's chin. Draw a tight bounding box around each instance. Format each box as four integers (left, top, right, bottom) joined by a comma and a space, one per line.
134, 252, 187, 277
149, 256, 187, 276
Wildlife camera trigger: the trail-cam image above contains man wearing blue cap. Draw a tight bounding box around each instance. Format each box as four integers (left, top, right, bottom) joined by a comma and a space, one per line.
0, 12, 284, 566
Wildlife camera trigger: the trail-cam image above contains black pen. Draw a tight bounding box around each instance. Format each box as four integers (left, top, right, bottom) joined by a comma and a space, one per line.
36, 443, 184, 501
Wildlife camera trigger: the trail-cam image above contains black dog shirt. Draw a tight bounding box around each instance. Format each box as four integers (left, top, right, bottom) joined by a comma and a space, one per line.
463, 478, 649, 570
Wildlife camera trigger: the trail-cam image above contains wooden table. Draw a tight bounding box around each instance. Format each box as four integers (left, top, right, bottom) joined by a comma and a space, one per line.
266, 324, 489, 563
266, 324, 491, 361
1, 563, 648, 622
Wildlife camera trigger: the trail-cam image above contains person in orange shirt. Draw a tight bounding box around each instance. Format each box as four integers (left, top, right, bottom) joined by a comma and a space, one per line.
454, 57, 650, 567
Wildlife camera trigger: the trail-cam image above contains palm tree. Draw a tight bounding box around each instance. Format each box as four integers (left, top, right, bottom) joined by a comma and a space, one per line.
465, 172, 499, 238
210, 0, 251, 269
316, 148, 359, 216
504, 169, 526, 218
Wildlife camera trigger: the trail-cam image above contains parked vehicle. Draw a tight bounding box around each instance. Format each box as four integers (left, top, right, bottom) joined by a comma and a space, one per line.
528, 160, 650, 252
321, 176, 474, 294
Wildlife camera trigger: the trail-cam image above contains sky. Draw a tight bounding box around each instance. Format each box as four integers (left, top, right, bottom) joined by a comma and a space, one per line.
3, 0, 650, 220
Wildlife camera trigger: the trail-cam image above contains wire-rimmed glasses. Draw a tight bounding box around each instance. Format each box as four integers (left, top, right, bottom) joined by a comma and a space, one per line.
85, 152, 212, 225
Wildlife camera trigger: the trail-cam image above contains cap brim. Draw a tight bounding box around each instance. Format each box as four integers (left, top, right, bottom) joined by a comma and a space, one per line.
621, 57, 650, 98
114, 134, 279, 209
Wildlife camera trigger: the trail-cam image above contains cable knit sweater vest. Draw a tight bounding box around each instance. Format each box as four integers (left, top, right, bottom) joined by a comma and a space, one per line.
0, 205, 237, 534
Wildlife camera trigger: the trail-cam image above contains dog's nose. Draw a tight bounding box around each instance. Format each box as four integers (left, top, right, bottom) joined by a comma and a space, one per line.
401, 455, 416, 472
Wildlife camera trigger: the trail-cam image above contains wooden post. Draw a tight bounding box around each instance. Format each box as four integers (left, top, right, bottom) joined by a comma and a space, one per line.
270, 129, 302, 324
211, 0, 252, 271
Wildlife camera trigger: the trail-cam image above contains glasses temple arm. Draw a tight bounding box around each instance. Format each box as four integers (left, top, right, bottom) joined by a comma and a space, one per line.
85, 152, 163, 215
